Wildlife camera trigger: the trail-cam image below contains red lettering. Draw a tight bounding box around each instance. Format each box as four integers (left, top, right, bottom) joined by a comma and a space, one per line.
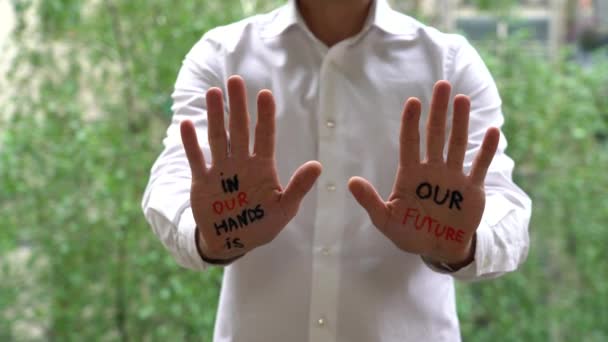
238, 192, 249, 206
422, 216, 433, 233
211, 192, 251, 215
415, 214, 425, 230
431, 219, 440, 233
434, 224, 447, 237
225, 198, 236, 210
401, 210, 464, 244
212, 201, 223, 215
446, 227, 456, 241
403, 208, 419, 225
455, 229, 465, 243
430, 218, 438, 233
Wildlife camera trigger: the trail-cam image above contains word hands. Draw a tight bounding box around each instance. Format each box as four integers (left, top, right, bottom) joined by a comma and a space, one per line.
181, 75, 321, 261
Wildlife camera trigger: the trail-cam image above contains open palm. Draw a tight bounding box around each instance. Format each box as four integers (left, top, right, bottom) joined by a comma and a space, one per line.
181, 76, 322, 260
349, 81, 500, 265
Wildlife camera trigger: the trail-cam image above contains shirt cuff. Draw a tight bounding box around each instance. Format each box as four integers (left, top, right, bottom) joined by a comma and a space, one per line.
195, 225, 245, 266
420, 222, 493, 279
177, 206, 209, 271
449, 221, 493, 280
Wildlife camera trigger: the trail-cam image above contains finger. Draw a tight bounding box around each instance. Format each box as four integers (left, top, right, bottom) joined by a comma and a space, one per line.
399, 97, 422, 167
206, 87, 228, 163
469, 128, 500, 185
227, 75, 250, 158
446, 95, 471, 170
425, 81, 451, 163
253, 89, 276, 158
348, 177, 389, 229
280, 161, 323, 217
180, 120, 207, 178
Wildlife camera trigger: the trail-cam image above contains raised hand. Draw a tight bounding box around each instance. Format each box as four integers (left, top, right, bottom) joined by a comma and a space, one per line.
348, 81, 500, 266
181, 75, 322, 261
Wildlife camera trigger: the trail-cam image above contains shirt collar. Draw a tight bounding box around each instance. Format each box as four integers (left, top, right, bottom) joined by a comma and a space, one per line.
260, 0, 299, 38
372, 0, 414, 35
262, 0, 415, 38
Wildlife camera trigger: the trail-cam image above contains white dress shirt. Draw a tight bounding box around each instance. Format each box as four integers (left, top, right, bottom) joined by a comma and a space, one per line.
142, 1, 532, 341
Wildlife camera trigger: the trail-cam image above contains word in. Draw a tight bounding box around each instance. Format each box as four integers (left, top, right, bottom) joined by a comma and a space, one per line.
221, 173, 240, 193
212, 192, 249, 215
224, 237, 245, 250
402, 208, 465, 243
214, 204, 265, 236
416, 182, 463, 211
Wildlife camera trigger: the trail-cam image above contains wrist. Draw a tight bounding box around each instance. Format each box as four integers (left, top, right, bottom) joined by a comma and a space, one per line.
195, 226, 244, 265
448, 233, 476, 269
425, 233, 477, 272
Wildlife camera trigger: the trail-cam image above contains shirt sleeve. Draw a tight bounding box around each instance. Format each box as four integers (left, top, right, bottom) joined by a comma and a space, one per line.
439, 36, 532, 281
141, 34, 226, 271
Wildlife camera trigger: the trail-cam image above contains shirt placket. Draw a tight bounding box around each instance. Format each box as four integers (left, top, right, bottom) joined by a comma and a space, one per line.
308, 49, 345, 342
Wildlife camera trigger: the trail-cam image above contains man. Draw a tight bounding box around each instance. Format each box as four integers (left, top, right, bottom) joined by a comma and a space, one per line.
142, 0, 532, 341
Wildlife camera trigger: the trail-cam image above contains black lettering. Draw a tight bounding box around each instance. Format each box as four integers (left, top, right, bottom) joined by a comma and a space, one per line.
220, 173, 228, 192
433, 185, 450, 205
214, 220, 228, 236
227, 217, 239, 232
247, 208, 258, 222
215, 204, 265, 237
416, 182, 432, 199
220, 173, 239, 193
225, 174, 239, 193
254, 204, 265, 220
449, 191, 463, 211
236, 209, 249, 227
233, 238, 245, 248
224, 237, 245, 250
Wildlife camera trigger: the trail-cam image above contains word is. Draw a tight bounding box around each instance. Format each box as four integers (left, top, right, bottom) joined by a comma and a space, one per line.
224, 237, 245, 250
221, 173, 240, 193
416, 182, 463, 211
212, 192, 249, 215
402, 208, 465, 243
214, 204, 265, 236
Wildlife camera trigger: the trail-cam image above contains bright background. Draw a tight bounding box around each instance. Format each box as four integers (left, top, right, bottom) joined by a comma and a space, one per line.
0, 0, 607, 341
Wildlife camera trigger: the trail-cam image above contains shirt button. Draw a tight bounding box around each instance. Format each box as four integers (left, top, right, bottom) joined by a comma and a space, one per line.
317, 317, 326, 327
326, 183, 336, 192
321, 247, 330, 256
326, 120, 336, 128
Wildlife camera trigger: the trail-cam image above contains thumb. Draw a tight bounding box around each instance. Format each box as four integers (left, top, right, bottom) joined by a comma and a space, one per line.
348, 177, 388, 229
280, 161, 323, 217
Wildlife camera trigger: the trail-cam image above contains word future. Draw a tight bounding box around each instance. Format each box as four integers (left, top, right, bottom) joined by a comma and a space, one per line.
403, 208, 465, 243
212, 174, 266, 250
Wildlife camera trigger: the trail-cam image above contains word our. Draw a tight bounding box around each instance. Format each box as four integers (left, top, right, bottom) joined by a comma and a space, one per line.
402, 208, 465, 243
416, 182, 463, 211
212, 192, 249, 215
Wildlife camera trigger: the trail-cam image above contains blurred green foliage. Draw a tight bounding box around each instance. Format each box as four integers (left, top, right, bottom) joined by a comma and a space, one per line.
1, 0, 607, 341
469, 0, 516, 16
1, 0, 282, 340
458, 37, 608, 341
